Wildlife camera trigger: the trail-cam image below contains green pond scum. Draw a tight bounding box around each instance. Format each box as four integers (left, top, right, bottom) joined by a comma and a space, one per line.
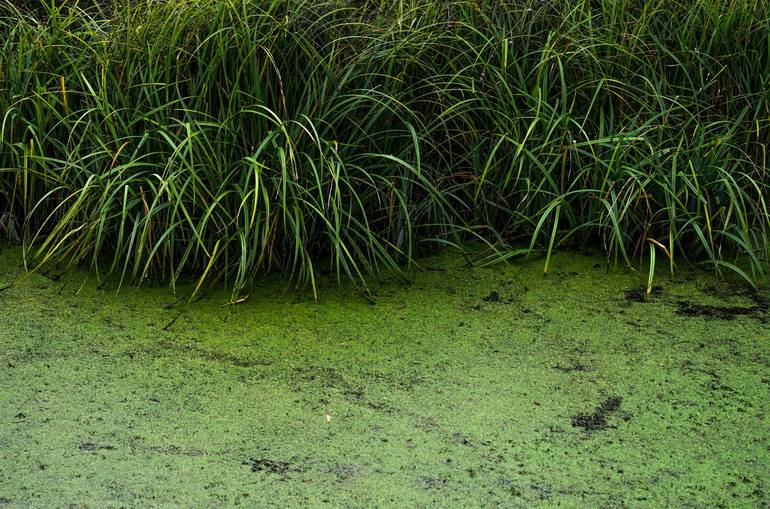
0, 247, 768, 508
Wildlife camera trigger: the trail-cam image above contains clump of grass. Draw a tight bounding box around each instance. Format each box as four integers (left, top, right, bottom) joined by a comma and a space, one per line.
1, 0, 768, 296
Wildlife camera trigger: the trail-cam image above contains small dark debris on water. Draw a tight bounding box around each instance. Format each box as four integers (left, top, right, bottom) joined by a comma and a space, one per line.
750, 293, 769, 311
161, 312, 182, 331
343, 388, 364, 401
451, 432, 473, 446
600, 396, 622, 413
79, 442, 116, 452
245, 458, 302, 476
624, 286, 662, 303
552, 362, 591, 373
0, 497, 12, 505
483, 290, 513, 304
571, 396, 623, 432
331, 464, 360, 482
676, 301, 764, 321
417, 476, 449, 489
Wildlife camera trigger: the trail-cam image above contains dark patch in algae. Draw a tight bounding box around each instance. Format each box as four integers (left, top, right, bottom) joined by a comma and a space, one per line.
571, 396, 624, 432
245, 458, 303, 476
78, 442, 116, 452
552, 361, 591, 373
624, 286, 663, 302
676, 300, 768, 321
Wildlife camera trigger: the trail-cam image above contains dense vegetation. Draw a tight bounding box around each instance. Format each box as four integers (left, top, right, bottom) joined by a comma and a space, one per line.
1, 0, 768, 297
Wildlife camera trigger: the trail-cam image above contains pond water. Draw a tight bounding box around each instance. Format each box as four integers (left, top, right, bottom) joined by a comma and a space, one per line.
0, 247, 768, 507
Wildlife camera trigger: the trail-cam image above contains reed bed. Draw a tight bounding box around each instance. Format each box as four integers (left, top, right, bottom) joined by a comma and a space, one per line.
1, 0, 768, 297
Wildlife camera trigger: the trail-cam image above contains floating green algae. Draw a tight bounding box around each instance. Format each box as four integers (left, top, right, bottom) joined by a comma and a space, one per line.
0, 247, 768, 508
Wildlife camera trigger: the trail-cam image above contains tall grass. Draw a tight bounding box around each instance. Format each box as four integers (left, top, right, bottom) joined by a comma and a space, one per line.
1, 0, 768, 297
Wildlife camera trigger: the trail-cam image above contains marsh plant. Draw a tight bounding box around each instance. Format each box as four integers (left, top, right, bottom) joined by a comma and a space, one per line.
1, 0, 768, 297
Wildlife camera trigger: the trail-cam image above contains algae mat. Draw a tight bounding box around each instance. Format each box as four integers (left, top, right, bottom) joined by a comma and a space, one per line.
0, 247, 768, 508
